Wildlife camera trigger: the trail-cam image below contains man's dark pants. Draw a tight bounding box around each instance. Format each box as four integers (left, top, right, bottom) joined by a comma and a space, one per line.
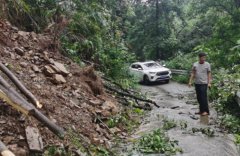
195, 84, 209, 114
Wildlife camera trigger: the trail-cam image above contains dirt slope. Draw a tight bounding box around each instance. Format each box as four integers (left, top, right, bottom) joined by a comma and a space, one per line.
0, 19, 119, 155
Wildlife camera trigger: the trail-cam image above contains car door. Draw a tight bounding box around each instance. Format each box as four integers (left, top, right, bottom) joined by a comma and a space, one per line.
135, 64, 144, 80
129, 64, 142, 81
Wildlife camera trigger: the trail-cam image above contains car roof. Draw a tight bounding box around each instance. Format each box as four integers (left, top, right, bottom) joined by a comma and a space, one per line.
132, 61, 156, 65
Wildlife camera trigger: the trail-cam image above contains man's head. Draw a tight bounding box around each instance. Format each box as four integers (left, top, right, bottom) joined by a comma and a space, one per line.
198, 52, 207, 64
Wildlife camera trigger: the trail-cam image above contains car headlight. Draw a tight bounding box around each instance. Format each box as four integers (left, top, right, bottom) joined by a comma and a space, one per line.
149, 72, 156, 75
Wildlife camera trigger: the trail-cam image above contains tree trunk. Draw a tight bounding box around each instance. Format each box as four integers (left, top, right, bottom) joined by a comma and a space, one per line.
155, 0, 161, 59
0, 0, 7, 18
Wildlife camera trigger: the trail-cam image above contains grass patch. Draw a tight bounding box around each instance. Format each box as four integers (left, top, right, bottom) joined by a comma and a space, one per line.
179, 120, 188, 130
191, 127, 215, 137
219, 114, 240, 134
162, 118, 177, 130
106, 108, 145, 133
136, 129, 182, 155
172, 75, 189, 84
235, 134, 240, 145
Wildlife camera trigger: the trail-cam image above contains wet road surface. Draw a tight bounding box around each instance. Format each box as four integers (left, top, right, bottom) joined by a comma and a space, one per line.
117, 81, 239, 156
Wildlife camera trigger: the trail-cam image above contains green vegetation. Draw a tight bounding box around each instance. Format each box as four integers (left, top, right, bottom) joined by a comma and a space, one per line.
89, 146, 111, 156
192, 127, 215, 137
171, 75, 189, 84
106, 109, 144, 133
235, 134, 240, 145
134, 118, 186, 155
136, 129, 182, 155
3, 0, 239, 85
2, 0, 240, 154
44, 146, 72, 156
44, 130, 86, 156
210, 67, 240, 134
219, 114, 240, 134
162, 118, 177, 130
179, 121, 188, 130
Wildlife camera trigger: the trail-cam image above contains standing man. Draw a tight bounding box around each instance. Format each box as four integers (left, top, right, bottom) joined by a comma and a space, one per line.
188, 52, 212, 116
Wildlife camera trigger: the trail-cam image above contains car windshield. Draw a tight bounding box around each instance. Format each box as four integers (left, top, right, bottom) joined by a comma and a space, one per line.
143, 62, 160, 68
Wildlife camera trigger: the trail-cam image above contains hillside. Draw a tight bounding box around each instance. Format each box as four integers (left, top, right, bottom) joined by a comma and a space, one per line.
0, 19, 120, 155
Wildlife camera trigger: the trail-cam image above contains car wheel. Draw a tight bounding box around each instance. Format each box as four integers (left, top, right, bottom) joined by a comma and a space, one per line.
143, 75, 150, 85
165, 79, 170, 83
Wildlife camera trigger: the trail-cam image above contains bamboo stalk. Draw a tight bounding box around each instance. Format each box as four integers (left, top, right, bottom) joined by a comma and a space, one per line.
0, 63, 42, 108
0, 141, 15, 156
0, 85, 33, 115
31, 109, 65, 139
0, 76, 65, 138
0, 75, 32, 106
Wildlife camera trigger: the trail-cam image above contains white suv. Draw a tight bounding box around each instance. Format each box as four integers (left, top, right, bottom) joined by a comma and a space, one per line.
129, 61, 172, 84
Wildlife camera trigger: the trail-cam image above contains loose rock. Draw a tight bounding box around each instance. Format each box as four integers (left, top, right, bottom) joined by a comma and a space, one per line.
43, 65, 56, 76
52, 61, 70, 76
32, 65, 40, 73
14, 47, 25, 56
19, 62, 28, 68
52, 74, 66, 84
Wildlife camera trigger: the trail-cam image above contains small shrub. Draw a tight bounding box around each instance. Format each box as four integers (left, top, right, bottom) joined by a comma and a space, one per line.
136, 129, 182, 155
172, 75, 189, 84
220, 114, 240, 133
162, 118, 177, 130
235, 134, 240, 145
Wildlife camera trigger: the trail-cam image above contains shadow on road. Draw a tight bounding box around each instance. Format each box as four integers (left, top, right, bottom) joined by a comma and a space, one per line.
139, 80, 170, 86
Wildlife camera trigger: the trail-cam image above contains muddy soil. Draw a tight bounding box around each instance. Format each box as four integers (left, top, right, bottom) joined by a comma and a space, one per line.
117, 81, 240, 156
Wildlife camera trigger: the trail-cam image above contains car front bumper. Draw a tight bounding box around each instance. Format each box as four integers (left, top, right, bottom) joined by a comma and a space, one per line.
148, 74, 172, 82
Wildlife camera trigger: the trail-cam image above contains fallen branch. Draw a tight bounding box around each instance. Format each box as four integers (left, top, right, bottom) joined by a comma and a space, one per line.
102, 76, 138, 94
0, 84, 65, 138
0, 75, 33, 108
0, 86, 33, 115
0, 141, 15, 156
0, 75, 65, 138
133, 104, 152, 110
117, 98, 151, 110
0, 63, 42, 108
104, 84, 159, 108
95, 115, 113, 135
31, 109, 65, 138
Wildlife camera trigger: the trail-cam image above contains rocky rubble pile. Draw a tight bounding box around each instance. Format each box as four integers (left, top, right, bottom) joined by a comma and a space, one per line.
0, 20, 120, 155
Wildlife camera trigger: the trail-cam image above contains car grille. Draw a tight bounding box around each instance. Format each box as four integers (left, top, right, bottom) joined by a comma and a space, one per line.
156, 71, 169, 76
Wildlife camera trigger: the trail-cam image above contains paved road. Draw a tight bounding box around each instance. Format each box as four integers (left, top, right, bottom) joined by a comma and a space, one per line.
119, 81, 240, 156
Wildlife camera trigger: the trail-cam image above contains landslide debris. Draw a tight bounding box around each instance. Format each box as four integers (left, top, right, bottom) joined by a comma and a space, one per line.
0, 19, 120, 155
